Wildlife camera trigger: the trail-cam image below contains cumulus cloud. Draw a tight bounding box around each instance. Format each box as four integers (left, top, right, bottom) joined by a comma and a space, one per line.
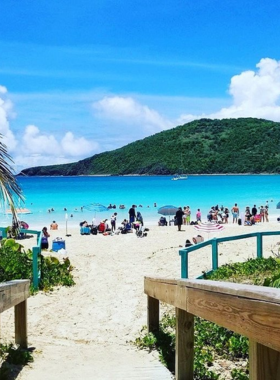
0, 86, 17, 151
61, 132, 98, 156
93, 96, 173, 133
0, 86, 100, 170
179, 58, 280, 123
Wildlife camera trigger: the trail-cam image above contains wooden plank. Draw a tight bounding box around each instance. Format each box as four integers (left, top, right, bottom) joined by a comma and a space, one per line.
145, 277, 280, 351
175, 308, 194, 380
249, 340, 280, 380
146, 277, 280, 305
0, 280, 30, 313
177, 279, 280, 304
15, 300, 28, 348
186, 288, 280, 352
147, 296, 159, 333
144, 277, 179, 307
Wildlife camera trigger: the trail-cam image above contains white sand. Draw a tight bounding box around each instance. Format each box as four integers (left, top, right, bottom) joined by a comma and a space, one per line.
1, 221, 280, 379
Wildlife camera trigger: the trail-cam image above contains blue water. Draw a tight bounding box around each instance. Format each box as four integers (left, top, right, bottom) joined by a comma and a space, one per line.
1, 175, 280, 229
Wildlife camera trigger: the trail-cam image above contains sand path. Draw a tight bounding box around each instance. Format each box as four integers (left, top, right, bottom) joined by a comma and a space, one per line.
2, 222, 280, 379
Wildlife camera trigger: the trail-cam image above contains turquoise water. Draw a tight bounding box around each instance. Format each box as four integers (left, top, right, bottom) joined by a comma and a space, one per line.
1, 175, 280, 229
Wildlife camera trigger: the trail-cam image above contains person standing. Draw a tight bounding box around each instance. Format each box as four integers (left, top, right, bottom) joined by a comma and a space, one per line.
196, 209, 201, 222
41, 227, 50, 249
185, 206, 191, 225
231, 203, 239, 223
251, 205, 257, 217
111, 212, 117, 232
129, 205, 136, 224
259, 205, 265, 222
175, 207, 184, 231
264, 206, 269, 222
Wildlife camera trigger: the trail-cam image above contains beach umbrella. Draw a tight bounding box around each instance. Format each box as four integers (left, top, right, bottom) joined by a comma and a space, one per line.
193, 222, 225, 239
158, 205, 178, 223
83, 203, 109, 223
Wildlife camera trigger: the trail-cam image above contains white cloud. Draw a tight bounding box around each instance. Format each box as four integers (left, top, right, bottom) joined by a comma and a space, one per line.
61, 132, 98, 156
93, 96, 173, 133
0, 87, 17, 152
179, 58, 280, 123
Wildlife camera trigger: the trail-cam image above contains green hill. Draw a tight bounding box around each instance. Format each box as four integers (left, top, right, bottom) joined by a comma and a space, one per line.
19, 118, 280, 176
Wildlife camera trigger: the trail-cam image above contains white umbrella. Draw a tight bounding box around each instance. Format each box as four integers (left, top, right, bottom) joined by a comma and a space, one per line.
194, 222, 225, 240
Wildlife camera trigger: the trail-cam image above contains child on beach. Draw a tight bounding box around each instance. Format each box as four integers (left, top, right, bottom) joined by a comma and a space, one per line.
196, 209, 201, 222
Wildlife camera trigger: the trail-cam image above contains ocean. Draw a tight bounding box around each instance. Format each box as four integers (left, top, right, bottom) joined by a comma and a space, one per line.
1, 175, 280, 229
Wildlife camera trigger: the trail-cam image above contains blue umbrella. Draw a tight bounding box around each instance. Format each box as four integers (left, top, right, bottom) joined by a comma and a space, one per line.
158, 205, 178, 224
83, 203, 109, 220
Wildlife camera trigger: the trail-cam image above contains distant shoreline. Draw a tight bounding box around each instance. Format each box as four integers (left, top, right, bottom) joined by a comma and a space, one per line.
16, 173, 280, 177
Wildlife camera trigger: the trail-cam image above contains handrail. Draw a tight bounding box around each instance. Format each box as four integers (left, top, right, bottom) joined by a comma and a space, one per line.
144, 276, 280, 379
0, 280, 30, 348
20, 229, 42, 289
179, 231, 280, 278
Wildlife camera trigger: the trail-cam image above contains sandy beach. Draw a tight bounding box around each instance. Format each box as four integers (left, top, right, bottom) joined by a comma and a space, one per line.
1, 221, 280, 379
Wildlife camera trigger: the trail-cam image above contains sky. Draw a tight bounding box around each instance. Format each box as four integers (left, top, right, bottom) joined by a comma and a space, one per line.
1, 0, 280, 172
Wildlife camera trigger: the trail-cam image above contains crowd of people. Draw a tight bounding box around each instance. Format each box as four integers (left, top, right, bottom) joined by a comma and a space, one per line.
168, 202, 271, 232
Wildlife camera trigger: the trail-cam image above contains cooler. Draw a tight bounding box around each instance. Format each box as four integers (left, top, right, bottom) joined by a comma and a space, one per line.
52, 238, 66, 251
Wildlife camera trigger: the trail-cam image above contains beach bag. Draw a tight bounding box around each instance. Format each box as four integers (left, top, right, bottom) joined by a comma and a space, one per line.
238, 218, 242, 226
91, 226, 98, 235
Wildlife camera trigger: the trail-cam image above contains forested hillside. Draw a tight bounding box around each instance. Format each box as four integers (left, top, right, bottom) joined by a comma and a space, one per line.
20, 118, 280, 176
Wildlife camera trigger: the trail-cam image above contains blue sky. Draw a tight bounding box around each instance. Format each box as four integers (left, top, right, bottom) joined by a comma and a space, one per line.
1, 0, 280, 171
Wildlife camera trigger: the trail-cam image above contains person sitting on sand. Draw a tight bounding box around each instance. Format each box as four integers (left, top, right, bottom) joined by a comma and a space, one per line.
50, 220, 58, 230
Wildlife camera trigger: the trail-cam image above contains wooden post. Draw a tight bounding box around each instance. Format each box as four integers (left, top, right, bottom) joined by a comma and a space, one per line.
147, 295, 159, 333
249, 340, 280, 380
176, 307, 194, 380
15, 300, 28, 348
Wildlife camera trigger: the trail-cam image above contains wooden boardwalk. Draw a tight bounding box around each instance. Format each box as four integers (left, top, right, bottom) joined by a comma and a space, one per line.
17, 340, 173, 380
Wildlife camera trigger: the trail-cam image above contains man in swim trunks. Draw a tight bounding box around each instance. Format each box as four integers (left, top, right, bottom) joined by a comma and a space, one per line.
231, 203, 239, 223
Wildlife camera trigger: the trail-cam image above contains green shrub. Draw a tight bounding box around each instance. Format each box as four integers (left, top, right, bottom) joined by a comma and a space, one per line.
0, 238, 75, 291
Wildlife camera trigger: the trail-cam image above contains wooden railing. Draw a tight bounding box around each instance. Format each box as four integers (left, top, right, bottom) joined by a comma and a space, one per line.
179, 231, 280, 279
144, 276, 280, 380
0, 280, 30, 348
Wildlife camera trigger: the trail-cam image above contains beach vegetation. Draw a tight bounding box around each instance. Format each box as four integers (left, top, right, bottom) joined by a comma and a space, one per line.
20, 118, 280, 176
0, 238, 75, 291
0, 343, 33, 379
134, 257, 280, 379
